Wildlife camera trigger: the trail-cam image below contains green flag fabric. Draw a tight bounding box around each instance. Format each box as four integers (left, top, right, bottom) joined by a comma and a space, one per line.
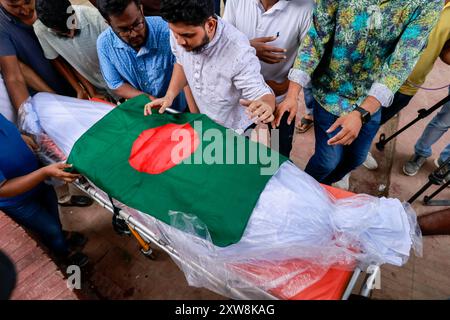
68, 95, 286, 247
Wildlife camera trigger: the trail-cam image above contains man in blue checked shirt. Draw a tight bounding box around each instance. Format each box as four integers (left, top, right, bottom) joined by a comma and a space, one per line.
96, 0, 190, 111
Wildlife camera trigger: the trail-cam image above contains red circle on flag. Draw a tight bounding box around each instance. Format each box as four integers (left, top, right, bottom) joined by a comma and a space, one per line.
129, 123, 200, 174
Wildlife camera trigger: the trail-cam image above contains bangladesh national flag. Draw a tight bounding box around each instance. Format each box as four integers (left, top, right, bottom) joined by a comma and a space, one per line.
68, 95, 287, 247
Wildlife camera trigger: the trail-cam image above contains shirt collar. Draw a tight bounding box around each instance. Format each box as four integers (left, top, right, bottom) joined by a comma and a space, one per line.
0, 5, 16, 23
252, 0, 290, 13
113, 17, 158, 54
197, 16, 224, 55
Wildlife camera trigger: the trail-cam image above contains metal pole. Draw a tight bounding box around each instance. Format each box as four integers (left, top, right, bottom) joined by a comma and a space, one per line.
376, 94, 450, 151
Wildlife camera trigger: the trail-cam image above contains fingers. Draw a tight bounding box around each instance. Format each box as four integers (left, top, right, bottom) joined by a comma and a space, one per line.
274, 106, 287, 128
144, 103, 153, 116
253, 36, 277, 43
239, 99, 252, 107
260, 53, 286, 64
326, 118, 342, 134
264, 45, 286, 53
287, 107, 296, 126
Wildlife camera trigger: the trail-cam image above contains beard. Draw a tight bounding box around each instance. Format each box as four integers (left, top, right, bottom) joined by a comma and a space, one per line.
190, 33, 211, 53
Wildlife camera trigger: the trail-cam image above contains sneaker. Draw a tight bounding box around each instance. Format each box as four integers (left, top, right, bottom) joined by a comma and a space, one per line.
434, 158, 450, 187
332, 173, 351, 191
363, 152, 378, 170
403, 154, 427, 176
66, 252, 89, 268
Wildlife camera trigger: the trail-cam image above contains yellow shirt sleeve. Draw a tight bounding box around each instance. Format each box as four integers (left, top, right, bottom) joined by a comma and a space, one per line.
399, 2, 450, 96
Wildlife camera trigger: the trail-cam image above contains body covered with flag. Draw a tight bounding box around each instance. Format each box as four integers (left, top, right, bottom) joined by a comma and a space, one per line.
20, 92, 421, 299
67, 94, 286, 247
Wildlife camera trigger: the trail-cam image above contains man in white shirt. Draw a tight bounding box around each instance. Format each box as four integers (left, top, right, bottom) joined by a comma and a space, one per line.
145, 0, 275, 134
223, 0, 312, 157
34, 0, 113, 100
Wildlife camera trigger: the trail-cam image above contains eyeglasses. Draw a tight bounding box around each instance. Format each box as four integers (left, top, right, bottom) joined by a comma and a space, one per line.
115, 19, 145, 37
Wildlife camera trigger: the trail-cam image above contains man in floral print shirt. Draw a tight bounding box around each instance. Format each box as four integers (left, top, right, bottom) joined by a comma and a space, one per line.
284, 0, 442, 185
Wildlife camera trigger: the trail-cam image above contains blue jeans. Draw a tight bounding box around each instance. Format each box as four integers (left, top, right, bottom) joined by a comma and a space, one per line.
304, 87, 314, 116
415, 95, 450, 163
305, 98, 382, 184
0, 184, 69, 256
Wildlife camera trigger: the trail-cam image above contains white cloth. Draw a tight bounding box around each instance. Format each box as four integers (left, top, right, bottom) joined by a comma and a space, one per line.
170, 17, 273, 132
0, 74, 16, 124
20, 93, 112, 156
33, 5, 110, 93
223, 0, 313, 103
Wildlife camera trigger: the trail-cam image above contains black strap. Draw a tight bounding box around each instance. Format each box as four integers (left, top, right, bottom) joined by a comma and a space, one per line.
108, 195, 130, 235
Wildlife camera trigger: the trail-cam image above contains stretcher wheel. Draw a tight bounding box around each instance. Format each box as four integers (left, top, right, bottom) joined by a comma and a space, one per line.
140, 248, 157, 260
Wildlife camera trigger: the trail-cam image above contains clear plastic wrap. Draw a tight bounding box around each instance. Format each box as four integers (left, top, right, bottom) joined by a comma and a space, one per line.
155, 162, 422, 299
21, 93, 422, 300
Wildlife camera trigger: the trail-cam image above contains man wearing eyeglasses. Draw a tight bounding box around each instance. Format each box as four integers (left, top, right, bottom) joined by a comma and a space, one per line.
96, 0, 187, 111
33, 0, 114, 101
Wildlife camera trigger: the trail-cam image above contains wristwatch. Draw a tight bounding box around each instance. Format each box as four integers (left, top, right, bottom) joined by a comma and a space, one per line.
353, 105, 371, 124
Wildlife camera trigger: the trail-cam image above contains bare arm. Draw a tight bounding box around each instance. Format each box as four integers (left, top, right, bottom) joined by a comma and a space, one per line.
183, 85, 199, 113
0, 55, 30, 110
18, 61, 55, 94
113, 83, 156, 101
440, 40, 450, 65
0, 163, 79, 198
144, 63, 188, 114
51, 57, 87, 99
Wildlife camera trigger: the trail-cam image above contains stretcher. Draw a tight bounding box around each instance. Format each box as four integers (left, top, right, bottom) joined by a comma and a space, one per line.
19, 93, 420, 300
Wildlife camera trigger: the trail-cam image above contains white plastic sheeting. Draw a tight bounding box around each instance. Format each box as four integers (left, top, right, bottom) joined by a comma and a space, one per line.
20, 93, 422, 300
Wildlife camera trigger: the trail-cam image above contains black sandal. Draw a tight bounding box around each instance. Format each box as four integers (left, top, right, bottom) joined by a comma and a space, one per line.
296, 116, 314, 133
58, 195, 94, 207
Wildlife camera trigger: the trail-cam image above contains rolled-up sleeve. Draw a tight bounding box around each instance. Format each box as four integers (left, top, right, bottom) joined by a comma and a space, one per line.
369, 1, 442, 107
97, 35, 124, 90
233, 47, 273, 100
288, 0, 338, 88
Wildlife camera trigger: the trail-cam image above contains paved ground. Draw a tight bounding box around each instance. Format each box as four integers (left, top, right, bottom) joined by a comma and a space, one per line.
1, 0, 449, 300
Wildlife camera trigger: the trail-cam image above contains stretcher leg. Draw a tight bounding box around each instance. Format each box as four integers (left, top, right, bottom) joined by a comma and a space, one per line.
127, 225, 156, 260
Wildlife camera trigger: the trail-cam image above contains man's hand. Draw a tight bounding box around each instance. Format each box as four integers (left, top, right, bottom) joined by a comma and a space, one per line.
76, 87, 90, 100
326, 111, 362, 146
273, 96, 299, 128
144, 95, 174, 115
250, 36, 287, 64
241, 99, 275, 124
21, 134, 39, 152
43, 163, 80, 183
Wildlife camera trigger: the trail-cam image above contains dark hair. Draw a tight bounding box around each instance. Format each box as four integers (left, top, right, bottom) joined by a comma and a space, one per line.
160, 0, 214, 26
96, 0, 141, 21
36, 0, 74, 31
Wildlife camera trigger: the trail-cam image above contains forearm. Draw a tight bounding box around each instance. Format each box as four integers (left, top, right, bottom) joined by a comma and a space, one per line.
113, 83, 154, 100
360, 95, 381, 114
165, 63, 188, 101
4, 78, 30, 110
440, 41, 450, 65
18, 61, 54, 93
183, 86, 199, 113
73, 68, 96, 97
0, 168, 48, 198
285, 81, 303, 102
51, 58, 82, 94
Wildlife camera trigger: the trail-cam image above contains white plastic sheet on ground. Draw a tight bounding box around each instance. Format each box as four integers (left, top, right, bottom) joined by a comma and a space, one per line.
20, 93, 423, 300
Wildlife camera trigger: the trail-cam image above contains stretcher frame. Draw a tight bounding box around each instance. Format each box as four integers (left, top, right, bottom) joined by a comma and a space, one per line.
71, 178, 379, 300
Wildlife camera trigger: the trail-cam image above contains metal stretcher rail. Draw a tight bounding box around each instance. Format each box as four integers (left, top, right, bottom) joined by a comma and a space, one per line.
72, 179, 377, 300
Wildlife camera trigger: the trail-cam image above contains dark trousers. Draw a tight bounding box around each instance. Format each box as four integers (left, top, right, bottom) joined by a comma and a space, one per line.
0, 184, 69, 256
305, 98, 381, 184
380, 92, 414, 125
